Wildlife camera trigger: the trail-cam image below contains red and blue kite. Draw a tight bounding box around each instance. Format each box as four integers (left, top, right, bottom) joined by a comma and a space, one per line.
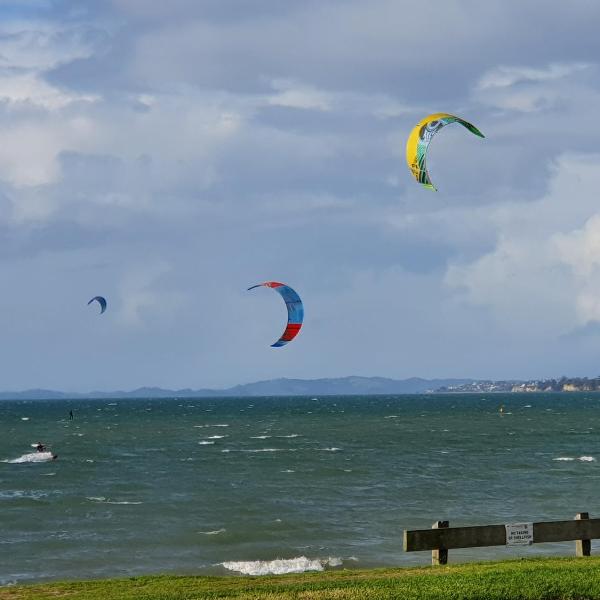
248, 281, 303, 347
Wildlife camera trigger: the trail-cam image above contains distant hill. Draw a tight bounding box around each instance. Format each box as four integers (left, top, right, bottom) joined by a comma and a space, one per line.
0, 376, 473, 400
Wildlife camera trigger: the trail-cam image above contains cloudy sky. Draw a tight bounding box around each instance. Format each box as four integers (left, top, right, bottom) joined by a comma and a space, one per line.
1, 0, 600, 390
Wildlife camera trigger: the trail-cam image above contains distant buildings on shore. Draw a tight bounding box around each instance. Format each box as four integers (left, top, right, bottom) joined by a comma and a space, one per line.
435, 377, 600, 393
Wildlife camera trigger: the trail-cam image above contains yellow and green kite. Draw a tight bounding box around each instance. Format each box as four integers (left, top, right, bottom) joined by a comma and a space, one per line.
406, 113, 484, 191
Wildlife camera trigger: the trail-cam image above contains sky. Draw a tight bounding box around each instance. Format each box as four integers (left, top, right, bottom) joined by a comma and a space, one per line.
1, 0, 600, 390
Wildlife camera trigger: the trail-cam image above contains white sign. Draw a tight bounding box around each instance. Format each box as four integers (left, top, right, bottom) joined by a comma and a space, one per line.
505, 523, 534, 546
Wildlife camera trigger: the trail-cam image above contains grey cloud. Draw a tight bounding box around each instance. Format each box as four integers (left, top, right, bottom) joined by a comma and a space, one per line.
48, 1, 600, 100
0, 2, 600, 388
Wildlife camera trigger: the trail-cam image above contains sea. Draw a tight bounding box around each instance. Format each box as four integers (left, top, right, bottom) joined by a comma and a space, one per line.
1, 393, 600, 585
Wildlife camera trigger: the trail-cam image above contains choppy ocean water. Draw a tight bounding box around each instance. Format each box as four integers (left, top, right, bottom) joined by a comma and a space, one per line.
1, 393, 600, 584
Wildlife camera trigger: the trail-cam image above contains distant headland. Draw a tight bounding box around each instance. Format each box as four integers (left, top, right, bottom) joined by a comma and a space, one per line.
435, 376, 600, 394
0, 377, 469, 400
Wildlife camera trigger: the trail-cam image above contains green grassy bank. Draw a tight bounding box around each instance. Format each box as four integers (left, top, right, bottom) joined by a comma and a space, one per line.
3, 557, 600, 600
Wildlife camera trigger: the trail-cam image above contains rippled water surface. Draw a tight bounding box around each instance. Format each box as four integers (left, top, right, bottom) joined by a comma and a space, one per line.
2, 394, 600, 583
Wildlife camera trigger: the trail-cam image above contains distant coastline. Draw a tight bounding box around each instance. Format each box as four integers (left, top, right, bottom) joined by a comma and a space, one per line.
1, 375, 600, 399
0, 376, 470, 400
435, 377, 600, 394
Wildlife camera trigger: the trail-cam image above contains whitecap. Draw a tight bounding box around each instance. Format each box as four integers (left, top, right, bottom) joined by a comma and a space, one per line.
213, 424, 229, 427
198, 528, 226, 535
221, 556, 342, 576
198, 441, 215, 445
384, 415, 399, 419
524, 405, 532, 408
87, 496, 142, 505
277, 434, 301, 438
250, 435, 271, 439
580, 456, 595, 462
7, 452, 55, 464
553, 457, 575, 461
21, 417, 29, 421
318, 447, 341, 452
206, 435, 226, 439
281, 469, 295, 473
243, 448, 288, 453
0, 490, 48, 500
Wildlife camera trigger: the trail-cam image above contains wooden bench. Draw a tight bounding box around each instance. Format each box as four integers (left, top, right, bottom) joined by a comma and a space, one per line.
404, 513, 598, 565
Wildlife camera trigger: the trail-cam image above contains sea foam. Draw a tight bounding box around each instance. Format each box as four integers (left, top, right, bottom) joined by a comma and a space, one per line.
87, 497, 142, 505
221, 556, 342, 575
198, 528, 226, 535
5, 452, 55, 464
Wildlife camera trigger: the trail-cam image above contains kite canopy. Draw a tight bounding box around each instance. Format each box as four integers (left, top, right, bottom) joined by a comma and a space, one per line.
248, 281, 303, 347
87, 296, 107, 314
405, 113, 484, 190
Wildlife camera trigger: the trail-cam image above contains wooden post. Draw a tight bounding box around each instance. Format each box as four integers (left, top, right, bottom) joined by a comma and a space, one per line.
576, 513, 591, 557
432, 521, 449, 565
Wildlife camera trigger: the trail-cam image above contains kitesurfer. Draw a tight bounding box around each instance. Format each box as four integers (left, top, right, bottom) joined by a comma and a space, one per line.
36, 442, 46, 452
69, 410, 74, 420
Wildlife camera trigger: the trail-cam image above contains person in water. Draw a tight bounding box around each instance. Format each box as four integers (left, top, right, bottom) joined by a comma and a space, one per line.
36, 442, 46, 452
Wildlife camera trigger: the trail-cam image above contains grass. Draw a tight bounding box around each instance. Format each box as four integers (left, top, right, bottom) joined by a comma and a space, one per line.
3, 557, 600, 600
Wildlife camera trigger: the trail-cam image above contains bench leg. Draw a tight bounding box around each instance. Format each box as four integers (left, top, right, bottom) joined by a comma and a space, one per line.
432, 521, 449, 565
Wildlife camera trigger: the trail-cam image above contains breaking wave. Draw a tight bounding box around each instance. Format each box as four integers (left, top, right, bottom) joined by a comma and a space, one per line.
221, 556, 343, 575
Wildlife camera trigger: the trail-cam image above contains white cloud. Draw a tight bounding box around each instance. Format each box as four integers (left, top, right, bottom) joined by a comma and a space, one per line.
446, 153, 600, 335
268, 79, 332, 111
0, 22, 98, 70
0, 71, 97, 109
476, 63, 590, 90
474, 62, 592, 112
